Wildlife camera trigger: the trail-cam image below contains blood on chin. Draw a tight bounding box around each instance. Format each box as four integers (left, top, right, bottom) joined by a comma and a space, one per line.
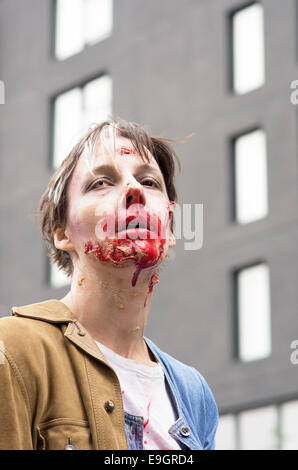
83, 236, 167, 290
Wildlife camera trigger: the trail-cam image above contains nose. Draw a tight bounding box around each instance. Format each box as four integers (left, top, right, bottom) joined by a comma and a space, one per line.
125, 185, 146, 209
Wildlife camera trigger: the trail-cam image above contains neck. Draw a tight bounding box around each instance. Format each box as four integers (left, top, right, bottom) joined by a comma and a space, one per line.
60, 261, 159, 365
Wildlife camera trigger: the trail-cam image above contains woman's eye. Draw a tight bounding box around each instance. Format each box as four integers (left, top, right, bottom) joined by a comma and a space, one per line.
142, 179, 158, 187
89, 179, 110, 190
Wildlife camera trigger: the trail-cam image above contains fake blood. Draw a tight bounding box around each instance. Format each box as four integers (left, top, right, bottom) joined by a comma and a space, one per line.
84, 202, 174, 292
118, 146, 137, 155
84, 237, 165, 289
148, 273, 159, 293
143, 400, 151, 429
84, 215, 168, 292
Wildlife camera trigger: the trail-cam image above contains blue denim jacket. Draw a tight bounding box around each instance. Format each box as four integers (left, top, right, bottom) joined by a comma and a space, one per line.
124, 337, 219, 450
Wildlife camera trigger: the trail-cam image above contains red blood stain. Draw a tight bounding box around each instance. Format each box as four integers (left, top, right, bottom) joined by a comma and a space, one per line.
144, 440, 148, 445
144, 273, 160, 307
83, 206, 172, 289
148, 273, 159, 293
84, 203, 174, 290
118, 146, 137, 155
143, 400, 151, 429
121, 390, 125, 395
84, 238, 165, 289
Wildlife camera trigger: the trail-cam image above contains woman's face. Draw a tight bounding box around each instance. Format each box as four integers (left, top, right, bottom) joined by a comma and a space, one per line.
61, 135, 175, 285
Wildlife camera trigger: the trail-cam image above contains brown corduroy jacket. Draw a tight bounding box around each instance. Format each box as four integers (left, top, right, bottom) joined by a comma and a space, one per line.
0, 299, 129, 450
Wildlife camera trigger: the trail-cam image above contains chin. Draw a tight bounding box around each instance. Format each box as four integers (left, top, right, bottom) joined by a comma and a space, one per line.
84, 238, 167, 287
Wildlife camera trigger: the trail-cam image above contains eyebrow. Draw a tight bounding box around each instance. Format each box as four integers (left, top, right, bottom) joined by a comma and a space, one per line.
84, 163, 163, 181
86, 164, 118, 178
133, 163, 163, 179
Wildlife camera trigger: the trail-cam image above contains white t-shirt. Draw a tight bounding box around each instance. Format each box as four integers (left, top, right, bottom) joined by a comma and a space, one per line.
95, 340, 181, 450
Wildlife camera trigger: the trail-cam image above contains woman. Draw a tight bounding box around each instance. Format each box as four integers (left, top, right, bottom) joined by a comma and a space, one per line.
0, 119, 218, 450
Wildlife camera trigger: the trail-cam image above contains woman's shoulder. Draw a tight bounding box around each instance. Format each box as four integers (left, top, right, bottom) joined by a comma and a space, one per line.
0, 299, 70, 357
145, 337, 214, 395
145, 336, 219, 445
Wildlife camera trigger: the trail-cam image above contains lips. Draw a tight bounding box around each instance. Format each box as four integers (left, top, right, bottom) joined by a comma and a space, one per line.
99, 210, 161, 238
116, 211, 161, 237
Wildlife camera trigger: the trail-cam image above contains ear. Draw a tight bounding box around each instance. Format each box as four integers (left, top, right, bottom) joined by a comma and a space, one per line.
168, 210, 176, 248
169, 232, 176, 248
53, 226, 75, 253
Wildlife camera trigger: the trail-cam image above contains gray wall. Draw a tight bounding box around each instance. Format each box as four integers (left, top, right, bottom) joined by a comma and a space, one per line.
0, 0, 297, 414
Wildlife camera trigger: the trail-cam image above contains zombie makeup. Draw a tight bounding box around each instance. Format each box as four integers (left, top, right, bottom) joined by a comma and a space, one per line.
118, 146, 137, 156
83, 211, 170, 289
83, 198, 173, 294
67, 127, 174, 294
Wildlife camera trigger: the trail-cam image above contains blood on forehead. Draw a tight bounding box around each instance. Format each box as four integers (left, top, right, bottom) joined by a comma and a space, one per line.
117, 146, 137, 156
83, 135, 152, 177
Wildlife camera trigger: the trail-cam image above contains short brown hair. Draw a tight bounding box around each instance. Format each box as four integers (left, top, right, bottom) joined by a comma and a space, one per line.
38, 118, 181, 278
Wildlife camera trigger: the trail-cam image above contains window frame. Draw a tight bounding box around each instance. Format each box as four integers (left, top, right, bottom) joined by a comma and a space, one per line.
53, 0, 113, 61
228, 1, 266, 95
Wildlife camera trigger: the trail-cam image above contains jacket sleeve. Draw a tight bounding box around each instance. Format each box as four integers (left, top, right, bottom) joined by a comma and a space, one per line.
198, 372, 219, 450
0, 341, 33, 449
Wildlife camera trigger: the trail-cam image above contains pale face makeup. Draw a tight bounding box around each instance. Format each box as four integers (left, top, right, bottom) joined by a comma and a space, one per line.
62, 133, 175, 290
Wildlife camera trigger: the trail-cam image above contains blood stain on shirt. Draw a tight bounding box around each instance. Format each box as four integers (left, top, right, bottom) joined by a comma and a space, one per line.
143, 400, 151, 429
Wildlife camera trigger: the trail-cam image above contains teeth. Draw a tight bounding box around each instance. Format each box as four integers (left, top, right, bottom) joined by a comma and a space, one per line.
125, 223, 145, 230
121, 216, 151, 231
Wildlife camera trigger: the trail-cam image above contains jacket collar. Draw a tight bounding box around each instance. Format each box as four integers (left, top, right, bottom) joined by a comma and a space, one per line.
12, 299, 75, 323
12, 299, 109, 364
11, 299, 162, 374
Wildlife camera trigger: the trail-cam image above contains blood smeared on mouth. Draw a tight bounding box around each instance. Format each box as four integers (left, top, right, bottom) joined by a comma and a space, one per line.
84, 236, 166, 290
84, 203, 174, 293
